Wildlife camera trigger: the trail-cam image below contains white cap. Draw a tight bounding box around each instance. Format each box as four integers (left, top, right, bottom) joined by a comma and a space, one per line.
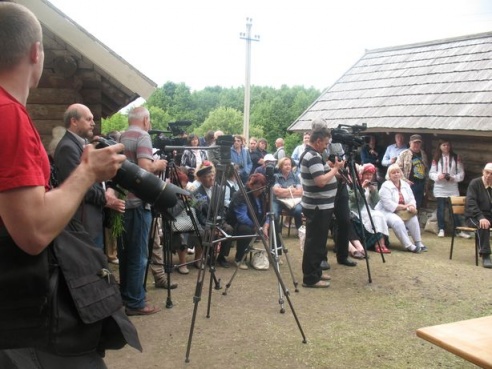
484, 163, 492, 171
264, 154, 276, 162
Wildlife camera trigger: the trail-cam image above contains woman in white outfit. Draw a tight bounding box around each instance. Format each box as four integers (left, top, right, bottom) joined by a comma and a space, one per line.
428, 139, 469, 238
375, 163, 426, 253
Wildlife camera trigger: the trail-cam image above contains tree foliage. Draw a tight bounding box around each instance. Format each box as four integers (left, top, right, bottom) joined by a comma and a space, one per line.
107, 82, 320, 153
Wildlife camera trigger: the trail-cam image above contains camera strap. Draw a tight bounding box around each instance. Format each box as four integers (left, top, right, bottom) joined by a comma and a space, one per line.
298, 145, 319, 168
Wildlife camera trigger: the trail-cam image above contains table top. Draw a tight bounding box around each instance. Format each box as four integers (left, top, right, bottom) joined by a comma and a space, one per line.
417, 315, 492, 369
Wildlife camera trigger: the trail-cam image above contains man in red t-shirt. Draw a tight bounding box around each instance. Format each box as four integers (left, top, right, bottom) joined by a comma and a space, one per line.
0, 3, 133, 368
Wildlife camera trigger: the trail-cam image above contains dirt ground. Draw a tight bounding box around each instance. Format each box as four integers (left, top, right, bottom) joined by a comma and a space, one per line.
104, 228, 492, 369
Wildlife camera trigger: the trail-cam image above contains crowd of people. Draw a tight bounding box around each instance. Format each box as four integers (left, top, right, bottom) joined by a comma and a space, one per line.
47, 110, 489, 300
1, 4, 489, 366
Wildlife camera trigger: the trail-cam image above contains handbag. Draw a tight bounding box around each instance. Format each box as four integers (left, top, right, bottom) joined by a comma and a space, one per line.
277, 187, 302, 210
396, 209, 416, 221
171, 208, 201, 233
250, 250, 270, 270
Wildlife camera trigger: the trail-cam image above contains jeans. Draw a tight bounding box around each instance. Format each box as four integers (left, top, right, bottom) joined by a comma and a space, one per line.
411, 180, 425, 208
436, 197, 462, 231
0, 348, 106, 369
273, 200, 303, 229
117, 205, 151, 310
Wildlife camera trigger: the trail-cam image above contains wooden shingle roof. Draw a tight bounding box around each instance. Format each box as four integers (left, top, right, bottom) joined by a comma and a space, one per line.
289, 32, 492, 136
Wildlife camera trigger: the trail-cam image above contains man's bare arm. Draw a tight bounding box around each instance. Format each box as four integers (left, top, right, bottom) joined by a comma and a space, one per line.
0, 144, 125, 255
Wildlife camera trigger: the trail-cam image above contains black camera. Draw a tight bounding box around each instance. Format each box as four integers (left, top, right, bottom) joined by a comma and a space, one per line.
331, 123, 370, 148
328, 153, 344, 163
168, 120, 192, 136
152, 134, 187, 154
265, 163, 276, 185
444, 173, 451, 181
95, 137, 189, 213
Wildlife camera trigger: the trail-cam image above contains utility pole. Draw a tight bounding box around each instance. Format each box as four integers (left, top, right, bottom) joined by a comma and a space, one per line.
239, 17, 259, 143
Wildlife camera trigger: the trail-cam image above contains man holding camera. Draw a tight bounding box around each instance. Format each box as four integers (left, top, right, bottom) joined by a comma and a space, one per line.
0, 3, 140, 367
300, 123, 345, 288
118, 107, 168, 316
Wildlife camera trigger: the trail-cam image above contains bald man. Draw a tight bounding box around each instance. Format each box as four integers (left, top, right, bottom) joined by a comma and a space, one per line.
54, 104, 124, 249
118, 107, 167, 316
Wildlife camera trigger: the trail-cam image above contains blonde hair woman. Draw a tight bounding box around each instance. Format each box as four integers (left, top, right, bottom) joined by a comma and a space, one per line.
375, 164, 426, 253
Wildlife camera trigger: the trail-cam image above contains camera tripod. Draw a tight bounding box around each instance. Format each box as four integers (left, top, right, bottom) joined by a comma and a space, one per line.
221, 182, 300, 313
144, 154, 218, 309
340, 145, 388, 284
184, 159, 306, 363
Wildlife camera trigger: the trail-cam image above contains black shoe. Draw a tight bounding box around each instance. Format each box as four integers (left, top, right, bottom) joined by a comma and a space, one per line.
483, 256, 492, 269
217, 257, 230, 268
337, 258, 357, 267
320, 260, 331, 270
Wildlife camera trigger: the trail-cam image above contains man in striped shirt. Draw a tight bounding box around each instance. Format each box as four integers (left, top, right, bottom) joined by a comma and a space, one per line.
300, 124, 345, 288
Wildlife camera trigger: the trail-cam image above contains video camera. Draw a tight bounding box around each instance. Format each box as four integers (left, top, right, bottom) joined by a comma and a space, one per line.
331, 123, 370, 148
95, 137, 189, 213
149, 120, 192, 153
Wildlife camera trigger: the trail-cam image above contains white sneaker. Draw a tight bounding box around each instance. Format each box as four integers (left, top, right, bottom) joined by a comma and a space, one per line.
458, 232, 471, 239
437, 229, 445, 237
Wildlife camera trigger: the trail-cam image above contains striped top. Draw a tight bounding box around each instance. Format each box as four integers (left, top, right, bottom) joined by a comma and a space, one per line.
120, 125, 154, 209
300, 146, 338, 210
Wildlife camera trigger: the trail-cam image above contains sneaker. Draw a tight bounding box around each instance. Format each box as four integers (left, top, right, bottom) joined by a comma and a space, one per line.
177, 265, 190, 274
437, 229, 445, 237
420, 245, 428, 252
406, 244, 421, 253
458, 231, 471, 239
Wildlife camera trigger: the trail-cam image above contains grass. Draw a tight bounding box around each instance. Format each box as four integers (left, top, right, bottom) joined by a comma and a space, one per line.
104, 229, 492, 369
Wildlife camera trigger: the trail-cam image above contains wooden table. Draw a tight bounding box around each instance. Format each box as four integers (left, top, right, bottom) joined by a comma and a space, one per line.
417, 315, 492, 368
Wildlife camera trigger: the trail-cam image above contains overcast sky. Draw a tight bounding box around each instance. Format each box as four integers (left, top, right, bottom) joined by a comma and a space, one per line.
48, 0, 492, 92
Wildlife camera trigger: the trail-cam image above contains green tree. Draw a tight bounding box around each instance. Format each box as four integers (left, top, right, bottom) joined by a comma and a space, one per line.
102, 112, 127, 134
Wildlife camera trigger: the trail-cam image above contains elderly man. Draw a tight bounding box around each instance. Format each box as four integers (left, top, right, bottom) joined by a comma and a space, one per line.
300, 123, 345, 288
54, 104, 125, 250
273, 138, 286, 160
396, 134, 429, 208
382, 133, 407, 167
465, 163, 492, 268
118, 107, 168, 316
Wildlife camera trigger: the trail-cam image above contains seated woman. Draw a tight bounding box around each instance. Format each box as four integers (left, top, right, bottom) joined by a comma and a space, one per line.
348, 163, 390, 253
273, 157, 303, 231
226, 173, 270, 269
375, 163, 427, 253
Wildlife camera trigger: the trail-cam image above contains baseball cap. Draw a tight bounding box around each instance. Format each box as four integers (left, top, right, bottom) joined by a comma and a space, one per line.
409, 134, 422, 142
264, 154, 276, 162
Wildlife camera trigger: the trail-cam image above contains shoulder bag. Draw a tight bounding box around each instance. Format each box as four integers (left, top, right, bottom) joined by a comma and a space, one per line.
277, 187, 302, 210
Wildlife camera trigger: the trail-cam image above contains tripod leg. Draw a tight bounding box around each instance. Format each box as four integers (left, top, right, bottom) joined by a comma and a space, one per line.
222, 238, 251, 296
276, 230, 299, 293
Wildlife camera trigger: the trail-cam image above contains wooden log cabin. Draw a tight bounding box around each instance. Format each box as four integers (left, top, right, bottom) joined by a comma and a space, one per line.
7, 0, 157, 149
289, 31, 492, 202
